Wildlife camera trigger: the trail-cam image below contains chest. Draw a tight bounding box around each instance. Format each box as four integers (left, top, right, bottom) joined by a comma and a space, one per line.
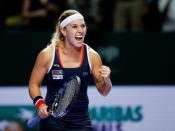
47, 45, 90, 81
60, 54, 82, 68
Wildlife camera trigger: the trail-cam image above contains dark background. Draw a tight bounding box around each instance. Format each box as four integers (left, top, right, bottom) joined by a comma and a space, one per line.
0, 31, 174, 86
0, 0, 175, 86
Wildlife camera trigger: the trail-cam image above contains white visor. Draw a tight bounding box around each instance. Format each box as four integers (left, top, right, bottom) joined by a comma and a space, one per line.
60, 13, 84, 28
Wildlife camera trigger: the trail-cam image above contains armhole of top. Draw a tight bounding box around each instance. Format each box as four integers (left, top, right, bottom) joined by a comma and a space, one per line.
85, 44, 92, 73
47, 44, 55, 73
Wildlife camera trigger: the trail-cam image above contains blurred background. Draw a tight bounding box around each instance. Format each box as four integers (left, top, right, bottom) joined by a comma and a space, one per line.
0, 0, 175, 131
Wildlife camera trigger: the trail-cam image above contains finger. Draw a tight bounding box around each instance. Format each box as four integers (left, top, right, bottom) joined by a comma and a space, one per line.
39, 106, 48, 118
101, 66, 110, 72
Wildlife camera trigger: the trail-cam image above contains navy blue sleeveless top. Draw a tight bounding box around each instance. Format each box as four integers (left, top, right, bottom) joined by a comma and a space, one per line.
45, 44, 92, 128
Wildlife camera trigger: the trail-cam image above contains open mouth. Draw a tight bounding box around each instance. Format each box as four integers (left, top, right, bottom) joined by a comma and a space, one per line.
75, 36, 83, 41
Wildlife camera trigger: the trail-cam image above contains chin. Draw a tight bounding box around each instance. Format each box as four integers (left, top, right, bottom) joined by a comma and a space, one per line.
76, 41, 84, 46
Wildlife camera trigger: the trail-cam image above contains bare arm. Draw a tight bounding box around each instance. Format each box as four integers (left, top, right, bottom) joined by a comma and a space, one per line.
28, 46, 51, 118
89, 48, 112, 96
28, 49, 49, 99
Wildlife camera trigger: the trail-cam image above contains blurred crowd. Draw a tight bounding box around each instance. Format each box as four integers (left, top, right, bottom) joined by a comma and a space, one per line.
0, 0, 175, 33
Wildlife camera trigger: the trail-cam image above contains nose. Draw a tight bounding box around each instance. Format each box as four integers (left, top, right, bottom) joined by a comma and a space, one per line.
77, 26, 83, 33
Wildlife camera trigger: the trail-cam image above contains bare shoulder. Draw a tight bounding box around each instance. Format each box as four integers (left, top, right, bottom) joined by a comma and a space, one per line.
87, 45, 102, 66
36, 44, 53, 65
88, 45, 100, 58
39, 45, 51, 58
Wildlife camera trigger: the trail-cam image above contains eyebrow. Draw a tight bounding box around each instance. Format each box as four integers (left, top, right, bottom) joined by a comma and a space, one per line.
70, 22, 86, 26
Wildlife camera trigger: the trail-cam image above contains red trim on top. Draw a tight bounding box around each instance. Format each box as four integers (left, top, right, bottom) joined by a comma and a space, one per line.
80, 45, 85, 67
57, 45, 85, 68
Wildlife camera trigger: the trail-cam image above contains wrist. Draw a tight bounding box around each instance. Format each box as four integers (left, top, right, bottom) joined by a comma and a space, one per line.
33, 96, 46, 110
104, 78, 111, 87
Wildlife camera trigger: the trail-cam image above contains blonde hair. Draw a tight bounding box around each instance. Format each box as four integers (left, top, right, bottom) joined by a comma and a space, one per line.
51, 10, 82, 46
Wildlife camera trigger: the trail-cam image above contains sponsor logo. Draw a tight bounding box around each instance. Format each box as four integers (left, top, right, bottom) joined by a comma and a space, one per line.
83, 72, 89, 76
52, 70, 63, 79
90, 106, 143, 131
53, 64, 59, 67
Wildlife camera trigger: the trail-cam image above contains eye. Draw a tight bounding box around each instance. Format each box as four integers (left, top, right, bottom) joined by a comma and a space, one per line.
81, 24, 86, 28
72, 25, 78, 29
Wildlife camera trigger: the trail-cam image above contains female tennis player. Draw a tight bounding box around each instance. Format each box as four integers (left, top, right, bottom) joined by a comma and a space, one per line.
28, 9, 112, 131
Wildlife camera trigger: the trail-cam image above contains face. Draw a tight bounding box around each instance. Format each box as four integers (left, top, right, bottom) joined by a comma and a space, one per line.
61, 19, 87, 48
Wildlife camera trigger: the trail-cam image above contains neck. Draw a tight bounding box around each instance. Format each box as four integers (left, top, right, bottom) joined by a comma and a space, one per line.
59, 41, 83, 56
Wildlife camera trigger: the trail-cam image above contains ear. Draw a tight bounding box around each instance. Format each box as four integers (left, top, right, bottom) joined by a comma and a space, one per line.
60, 27, 66, 37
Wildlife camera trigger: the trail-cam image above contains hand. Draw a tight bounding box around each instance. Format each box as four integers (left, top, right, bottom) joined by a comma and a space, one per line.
99, 65, 111, 80
38, 104, 49, 119
98, 65, 112, 95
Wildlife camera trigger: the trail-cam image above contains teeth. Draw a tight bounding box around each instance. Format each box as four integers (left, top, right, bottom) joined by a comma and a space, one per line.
75, 36, 83, 41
